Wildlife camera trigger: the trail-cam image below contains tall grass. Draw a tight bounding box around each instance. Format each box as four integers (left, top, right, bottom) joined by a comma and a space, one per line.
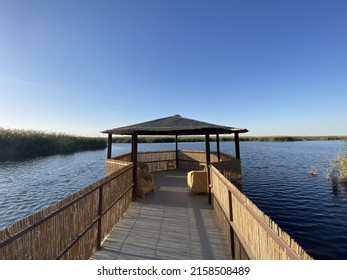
0, 128, 106, 159
325, 143, 347, 186
335, 152, 347, 185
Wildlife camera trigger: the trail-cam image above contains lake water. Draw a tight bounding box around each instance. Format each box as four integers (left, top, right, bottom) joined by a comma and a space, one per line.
0, 141, 346, 260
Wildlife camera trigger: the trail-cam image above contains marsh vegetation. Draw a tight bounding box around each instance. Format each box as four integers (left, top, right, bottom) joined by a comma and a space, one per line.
326, 151, 347, 186
0, 128, 106, 159
112, 135, 347, 143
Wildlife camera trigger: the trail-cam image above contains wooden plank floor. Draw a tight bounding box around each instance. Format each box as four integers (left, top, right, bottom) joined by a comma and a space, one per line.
90, 170, 231, 260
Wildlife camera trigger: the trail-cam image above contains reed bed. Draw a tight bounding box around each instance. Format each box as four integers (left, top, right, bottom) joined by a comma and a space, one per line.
337, 162, 347, 184
0, 127, 106, 159
334, 151, 347, 185
324, 145, 347, 186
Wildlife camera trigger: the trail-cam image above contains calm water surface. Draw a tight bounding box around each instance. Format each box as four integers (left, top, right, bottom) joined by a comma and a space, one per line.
240, 141, 347, 260
0, 141, 346, 259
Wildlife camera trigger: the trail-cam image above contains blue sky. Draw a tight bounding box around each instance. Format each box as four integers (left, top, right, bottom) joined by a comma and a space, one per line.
1, 0, 346, 136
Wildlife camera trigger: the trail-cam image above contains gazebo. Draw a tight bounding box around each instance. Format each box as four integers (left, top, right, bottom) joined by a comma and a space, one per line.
102, 114, 248, 202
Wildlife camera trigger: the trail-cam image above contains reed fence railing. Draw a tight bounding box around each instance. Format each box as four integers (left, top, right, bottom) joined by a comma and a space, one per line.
107, 150, 235, 173
0, 163, 133, 260
210, 165, 313, 260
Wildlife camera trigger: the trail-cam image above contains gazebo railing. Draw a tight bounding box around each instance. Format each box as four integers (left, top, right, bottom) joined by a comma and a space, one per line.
107, 150, 240, 174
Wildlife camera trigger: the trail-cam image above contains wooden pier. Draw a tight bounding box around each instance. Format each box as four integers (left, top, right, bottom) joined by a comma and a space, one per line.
90, 170, 230, 260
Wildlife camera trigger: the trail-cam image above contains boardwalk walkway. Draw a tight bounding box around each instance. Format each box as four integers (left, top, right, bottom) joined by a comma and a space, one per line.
90, 170, 230, 260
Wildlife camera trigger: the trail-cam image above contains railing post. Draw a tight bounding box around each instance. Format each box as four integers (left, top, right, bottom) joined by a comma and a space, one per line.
97, 185, 103, 249
107, 133, 112, 159
205, 132, 211, 204
131, 133, 138, 201
234, 132, 240, 160
175, 135, 179, 169
216, 133, 221, 161
228, 190, 236, 259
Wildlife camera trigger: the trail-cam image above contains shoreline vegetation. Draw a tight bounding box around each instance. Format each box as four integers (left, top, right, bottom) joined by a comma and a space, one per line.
1, 127, 346, 160
111, 135, 347, 143
0, 128, 106, 159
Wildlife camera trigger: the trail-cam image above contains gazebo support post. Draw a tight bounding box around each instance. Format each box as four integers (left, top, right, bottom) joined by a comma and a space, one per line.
175, 135, 179, 169
131, 133, 138, 201
234, 132, 240, 159
205, 132, 212, 204
107, 133, 112, 159
216, 133, 221, 161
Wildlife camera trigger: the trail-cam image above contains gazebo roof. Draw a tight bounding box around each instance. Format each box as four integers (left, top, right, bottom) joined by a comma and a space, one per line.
102, 114, 248, 136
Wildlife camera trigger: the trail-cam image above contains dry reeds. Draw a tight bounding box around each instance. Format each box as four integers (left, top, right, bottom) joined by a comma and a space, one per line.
325, 150, 347, 186
308, 166, 318, 176
335, 153, 347, 185
0, 127, 106, 159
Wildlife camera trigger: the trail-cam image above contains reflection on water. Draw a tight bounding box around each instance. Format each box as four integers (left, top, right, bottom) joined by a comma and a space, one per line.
0, 141, 347, 259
